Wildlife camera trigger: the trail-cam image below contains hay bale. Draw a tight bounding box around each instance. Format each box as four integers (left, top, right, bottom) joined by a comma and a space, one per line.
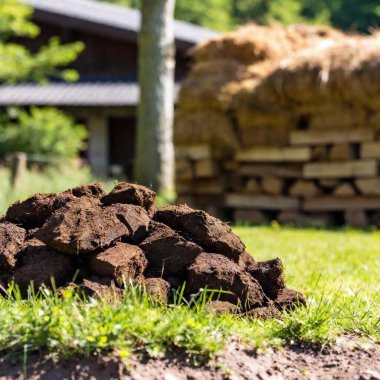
368, 112, 380, 130
238, 126, 292, 148
191, 24, 344, 65
178, 59, 248, 112
236, 107, 295, 130
174, 110, 240, 157
307, 106, 367, 129
250, 35, 380, 109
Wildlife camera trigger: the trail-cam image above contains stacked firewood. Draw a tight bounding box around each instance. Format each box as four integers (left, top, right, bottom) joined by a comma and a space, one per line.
226, 128, 380, 227
175, 25, 380, 227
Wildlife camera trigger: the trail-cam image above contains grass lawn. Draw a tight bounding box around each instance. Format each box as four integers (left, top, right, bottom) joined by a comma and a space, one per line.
0, 226, 379, 364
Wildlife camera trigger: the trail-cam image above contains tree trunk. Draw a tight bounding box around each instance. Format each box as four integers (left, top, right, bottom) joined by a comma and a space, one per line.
135, 0, 176, 194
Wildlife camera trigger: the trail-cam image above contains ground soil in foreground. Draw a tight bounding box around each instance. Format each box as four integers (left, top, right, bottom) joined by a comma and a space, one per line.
1, 336, 379, 380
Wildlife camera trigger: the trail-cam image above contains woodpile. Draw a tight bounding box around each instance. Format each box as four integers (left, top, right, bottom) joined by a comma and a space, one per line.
175, 24, 380, 227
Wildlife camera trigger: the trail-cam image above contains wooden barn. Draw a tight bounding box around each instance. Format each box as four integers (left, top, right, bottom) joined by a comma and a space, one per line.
0, 0, 217, 177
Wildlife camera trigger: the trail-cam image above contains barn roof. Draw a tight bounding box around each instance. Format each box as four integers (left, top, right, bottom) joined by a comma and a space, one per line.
23, 0, 218, 51
0, 82, 180, 107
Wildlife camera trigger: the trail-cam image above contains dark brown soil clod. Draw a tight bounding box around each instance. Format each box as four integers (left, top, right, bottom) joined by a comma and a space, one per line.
6, 193, 75, 228
63, 183, 106, 199
101, 183, 156, 217
109, 204, 150, 243
246, 304, 281, 320
143, 277, 171, 304
204, 300, 240, 315
275, 288, 307, 310
155, 205, 246, 262
78, 276, 123, 299
238, 251, 256, 271
89, 243, 147, 286
13, 242, 73, 293
248, 258, 285, 300
0, 181, 305, 318
36, 198, 128, 254
0, 222, 26, 272
187, 252, 264, 309
140, 222, 203, 276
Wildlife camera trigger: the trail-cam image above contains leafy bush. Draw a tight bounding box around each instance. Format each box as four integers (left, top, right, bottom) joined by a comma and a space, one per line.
0, 107, 88, 159
0, 0, 84, 83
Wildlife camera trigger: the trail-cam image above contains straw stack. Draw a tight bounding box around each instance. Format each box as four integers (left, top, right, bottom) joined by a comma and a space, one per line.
175, 24, 380, 227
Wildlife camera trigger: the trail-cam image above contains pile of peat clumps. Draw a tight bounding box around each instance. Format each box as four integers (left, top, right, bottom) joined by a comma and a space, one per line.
0, 182, 305, 317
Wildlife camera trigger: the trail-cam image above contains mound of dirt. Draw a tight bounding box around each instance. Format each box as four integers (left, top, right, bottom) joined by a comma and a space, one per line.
155, 204, 246, 262
0, 182, 305, 317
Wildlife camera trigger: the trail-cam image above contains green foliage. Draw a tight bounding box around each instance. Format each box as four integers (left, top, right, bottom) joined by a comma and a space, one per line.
0, 38, 84, 83
0, 0, 38, 39
175, 0, 232, 31
0, 1, 86, 162
0, 107, 87, 159
104, 0, 380, 33
328, 0, 380, 32
232, 0, 380, 31
0, 226, 379, 363
0, 0, 84, 83
0, 286, 230, 361
101, 0, 232, 30
266, 0, 304, 24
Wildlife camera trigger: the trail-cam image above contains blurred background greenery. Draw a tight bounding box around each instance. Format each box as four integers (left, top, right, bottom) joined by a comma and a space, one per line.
103, 0, 380, 32
0, 0, 89, 208
0, 165, 111, 214
1, 0, 379, 210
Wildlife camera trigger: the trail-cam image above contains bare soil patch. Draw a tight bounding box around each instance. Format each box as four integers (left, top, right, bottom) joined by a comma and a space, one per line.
1, 336, 378, 380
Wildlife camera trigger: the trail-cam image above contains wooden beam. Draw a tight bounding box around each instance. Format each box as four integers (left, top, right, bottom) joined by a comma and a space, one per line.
236, 147, 311, 162
237, 163, 303, 178
175, 159, 193, 180
291, 128, 375, 145
176, 179, 224, 195
303, 196, 380, 211
344, 210, 369, 228
289, 180, 321, 197
356, 178, 380, 196
261, 177, 284, 195
194, 160, 218, 178
88, 115, 109, 178
233, 209, 269, 224
175, 145, 211, 160
303, 160, 377, 179
226, 193, 300, 210
361, 142, 380, 159
329, 144, 355, 161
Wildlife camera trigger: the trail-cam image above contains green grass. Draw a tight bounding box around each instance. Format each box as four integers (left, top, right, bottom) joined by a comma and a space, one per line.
0, 165, 115, 214
0, 225, 379, 363
0, 166, 170, 214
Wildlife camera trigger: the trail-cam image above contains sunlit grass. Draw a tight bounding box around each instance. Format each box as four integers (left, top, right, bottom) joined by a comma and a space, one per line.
237, 225, 380, 343
0, 165, 115, 214
0, 226, 379, 363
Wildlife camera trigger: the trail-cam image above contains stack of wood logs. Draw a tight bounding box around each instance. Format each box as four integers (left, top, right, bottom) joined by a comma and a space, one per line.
176, 127, 380, 227
174, 25, 380, 227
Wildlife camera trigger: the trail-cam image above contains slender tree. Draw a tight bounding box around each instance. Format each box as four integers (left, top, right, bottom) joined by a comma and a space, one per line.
135, 0, 176, 194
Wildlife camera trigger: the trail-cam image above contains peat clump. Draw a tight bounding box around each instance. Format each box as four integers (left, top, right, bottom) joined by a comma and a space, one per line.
155, 205, 245, 262
36, 198, 128, 254
0, 181, 305, 317
0, 222, 26, 272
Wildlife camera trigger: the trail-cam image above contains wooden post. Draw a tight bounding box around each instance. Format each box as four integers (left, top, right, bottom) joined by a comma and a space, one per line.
87, 114, 109, 178
10, 152, 27, 190
135, 0, 176, 193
